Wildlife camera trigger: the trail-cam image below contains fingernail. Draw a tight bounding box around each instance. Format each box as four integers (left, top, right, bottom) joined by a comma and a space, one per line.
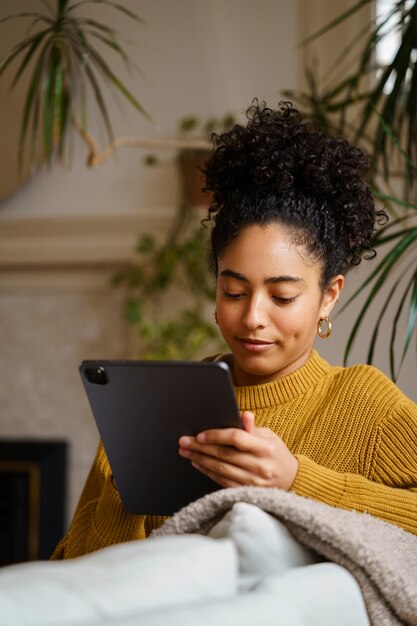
179, 447, 191, 457
180, 436, 191, 446
196, 433, 206, 443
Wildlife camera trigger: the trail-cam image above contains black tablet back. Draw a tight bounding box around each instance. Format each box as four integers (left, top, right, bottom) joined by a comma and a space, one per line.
79, 360, 241, 516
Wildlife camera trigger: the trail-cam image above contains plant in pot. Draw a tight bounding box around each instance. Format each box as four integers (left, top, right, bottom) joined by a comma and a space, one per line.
144, 113, 236, 207
114, 113, 237, 360
282, 0, 417, 381
0, 0, 149, 171
175, 113, 236, 207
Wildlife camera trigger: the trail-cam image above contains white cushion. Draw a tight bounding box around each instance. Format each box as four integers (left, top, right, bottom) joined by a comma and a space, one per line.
208, 502, 319, 589
0, 535, 237, 626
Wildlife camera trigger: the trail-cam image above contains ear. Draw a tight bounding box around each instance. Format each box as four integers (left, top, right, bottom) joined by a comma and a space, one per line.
320, 275, 344, 318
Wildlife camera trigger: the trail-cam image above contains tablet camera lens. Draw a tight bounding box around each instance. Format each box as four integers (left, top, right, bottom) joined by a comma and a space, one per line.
84, 366, 108, 385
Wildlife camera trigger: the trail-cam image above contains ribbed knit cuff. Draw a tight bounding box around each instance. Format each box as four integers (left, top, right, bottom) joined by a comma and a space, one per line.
291, 454, 346, 506
93, 478, 148, 544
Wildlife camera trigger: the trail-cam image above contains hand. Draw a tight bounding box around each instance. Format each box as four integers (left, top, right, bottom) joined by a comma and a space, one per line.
178, 411, 298, 491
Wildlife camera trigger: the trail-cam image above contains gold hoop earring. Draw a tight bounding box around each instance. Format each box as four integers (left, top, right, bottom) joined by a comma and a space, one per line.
317, 316, 332, 339
214, 311, 219, 325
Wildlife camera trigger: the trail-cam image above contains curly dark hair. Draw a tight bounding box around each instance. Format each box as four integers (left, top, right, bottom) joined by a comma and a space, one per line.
203, 100, 387, 288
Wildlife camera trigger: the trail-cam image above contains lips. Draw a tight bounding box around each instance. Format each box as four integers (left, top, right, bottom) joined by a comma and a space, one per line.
237, 338, 275, 352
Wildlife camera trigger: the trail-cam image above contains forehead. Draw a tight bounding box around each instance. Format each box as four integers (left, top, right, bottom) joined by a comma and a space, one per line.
218, 223, 321, 280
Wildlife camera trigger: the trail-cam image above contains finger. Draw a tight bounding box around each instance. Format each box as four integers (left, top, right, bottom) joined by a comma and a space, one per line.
180, 428, 283, 463
195, 427, 261, 452
190, 450, 263, 486
179, 442, 238, 462
188, 430, 278, 461
180, 445, 270, 482
178, 435, 195, 448
191, 462, 241, 489
241, 411, 255, 434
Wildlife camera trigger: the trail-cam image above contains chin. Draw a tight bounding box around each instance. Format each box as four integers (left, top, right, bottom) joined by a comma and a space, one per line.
235, 348, 306, 383
235, 358, 282, 383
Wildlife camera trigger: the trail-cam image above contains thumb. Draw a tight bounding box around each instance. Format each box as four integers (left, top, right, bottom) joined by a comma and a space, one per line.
241, 410, 255, 434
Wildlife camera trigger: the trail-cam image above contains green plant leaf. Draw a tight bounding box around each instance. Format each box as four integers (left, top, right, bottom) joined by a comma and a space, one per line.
357, 4, 417, 142
9, 30, 50, 88
341, 231, 415, 313
43, 61, 53, 164
86, 44, 151, 121
86, 30, 130, 67
388, 272, 416, 380
404, 60, 417, 189
78, 16, 146, 75
371, 213, 417, 246
342, 229, 417, 363
125, 298, 141, 323
136, 234, 155, 254
320, 21, 376, 89
399, 269, 417, 371
73, 48, 114, 142
17, 38, 52, 171
75, 17, 117, 36
366, 277, 400, 365
370, 107, 417, 176
53, 58, 64, 150
39, 0, 54, 14
0, 12, 52, 26
373, 191, 417, 212
300, 0, 371, 47
69, 20, 90, 58
178, 116, 199, 133
0, 30, 49, 76
68, 0, 145, 24
30, 82, 41, 164
373, 226, 417, 247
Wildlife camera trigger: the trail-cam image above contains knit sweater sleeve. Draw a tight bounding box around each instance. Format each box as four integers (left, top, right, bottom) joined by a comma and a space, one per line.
291, 401, 417, 535
50, 441, 168, 559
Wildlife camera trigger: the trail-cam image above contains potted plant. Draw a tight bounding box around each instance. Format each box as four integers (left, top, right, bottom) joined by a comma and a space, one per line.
175, 114, 236, 206
113, 113, 237, 360
283, 0, 417, 380
0, 0, 149, 171
144, 113, 236, 207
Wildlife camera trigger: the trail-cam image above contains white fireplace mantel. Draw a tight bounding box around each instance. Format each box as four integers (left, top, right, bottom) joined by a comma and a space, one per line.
0, 210, 175, 292
0, 210, 175, 268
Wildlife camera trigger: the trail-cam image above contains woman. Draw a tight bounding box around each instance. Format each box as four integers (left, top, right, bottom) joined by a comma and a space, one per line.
52, 101, 417, 560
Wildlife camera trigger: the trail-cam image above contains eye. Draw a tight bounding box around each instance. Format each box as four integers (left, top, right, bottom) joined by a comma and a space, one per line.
223, 290, 245, 299
272, 296, 297, 304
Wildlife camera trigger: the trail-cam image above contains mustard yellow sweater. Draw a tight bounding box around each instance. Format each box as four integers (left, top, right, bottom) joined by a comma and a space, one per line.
52, 350, 417, 559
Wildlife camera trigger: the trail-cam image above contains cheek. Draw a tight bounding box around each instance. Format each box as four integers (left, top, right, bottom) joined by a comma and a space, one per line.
273, 306, 318, 338
217, 305, 236, 330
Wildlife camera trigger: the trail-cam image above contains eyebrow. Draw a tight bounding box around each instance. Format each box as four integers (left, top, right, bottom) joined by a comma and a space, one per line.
219, 269, 305, 285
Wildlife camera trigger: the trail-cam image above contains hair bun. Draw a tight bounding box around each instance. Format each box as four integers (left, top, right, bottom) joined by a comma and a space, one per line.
204, 100, 386, 279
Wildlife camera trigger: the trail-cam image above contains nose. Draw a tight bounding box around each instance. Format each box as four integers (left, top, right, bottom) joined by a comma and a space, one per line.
241, 296, 267, 329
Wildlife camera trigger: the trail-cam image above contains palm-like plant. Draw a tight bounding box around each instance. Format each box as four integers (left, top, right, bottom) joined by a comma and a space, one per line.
284, 0, 417, 380
0, 0, 149, 171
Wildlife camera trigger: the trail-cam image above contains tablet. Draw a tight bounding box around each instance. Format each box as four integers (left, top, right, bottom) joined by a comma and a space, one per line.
79, 359, 242, 516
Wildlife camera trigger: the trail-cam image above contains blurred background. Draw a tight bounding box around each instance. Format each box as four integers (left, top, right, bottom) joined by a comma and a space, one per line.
1, 0, 416, 561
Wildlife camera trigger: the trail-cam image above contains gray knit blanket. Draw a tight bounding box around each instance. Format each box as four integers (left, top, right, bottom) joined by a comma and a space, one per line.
154, 487, 417, 626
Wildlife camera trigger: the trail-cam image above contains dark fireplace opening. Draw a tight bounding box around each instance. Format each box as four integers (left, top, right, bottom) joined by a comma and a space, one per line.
0, 440, 68, 566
